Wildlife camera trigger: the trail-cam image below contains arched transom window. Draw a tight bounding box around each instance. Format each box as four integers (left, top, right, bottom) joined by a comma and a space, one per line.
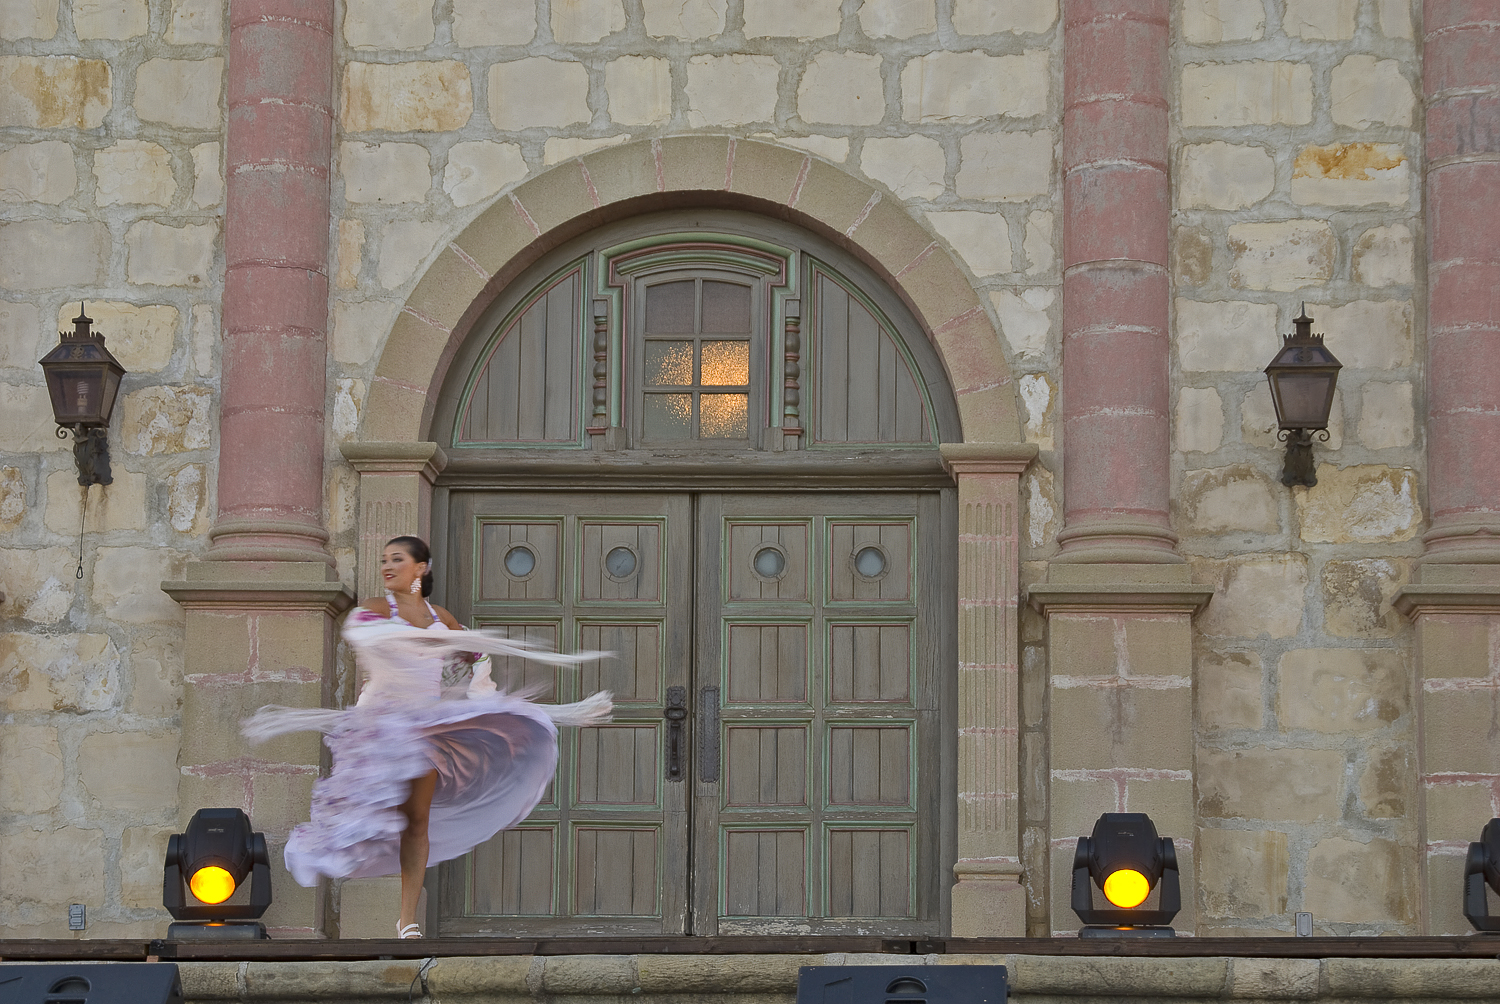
441, 212, 957, 454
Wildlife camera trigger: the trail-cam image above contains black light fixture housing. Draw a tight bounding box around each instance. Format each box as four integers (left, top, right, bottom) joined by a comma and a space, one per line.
1071, 812, 1181, 938
1263, 304, 1342, 488
163, 808, 272, 940
39, 306, 126, 486
1463, 817, 1500, 933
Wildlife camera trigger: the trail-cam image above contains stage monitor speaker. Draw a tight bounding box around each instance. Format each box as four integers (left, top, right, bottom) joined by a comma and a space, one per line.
796, 964, 1007, 1004
0, 962, 183, 1004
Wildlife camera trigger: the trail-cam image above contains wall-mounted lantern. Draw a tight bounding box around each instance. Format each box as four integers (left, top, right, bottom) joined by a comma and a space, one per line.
39, 306, 125, 486
1263, 304, 1341, 488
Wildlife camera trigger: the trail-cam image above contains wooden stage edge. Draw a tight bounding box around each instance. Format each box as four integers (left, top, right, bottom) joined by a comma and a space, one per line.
1, 937, 1497, 962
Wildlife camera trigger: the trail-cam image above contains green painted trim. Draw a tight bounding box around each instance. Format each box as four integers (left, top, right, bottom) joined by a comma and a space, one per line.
564, 819, 667, 920
816, 819, 921, 920
715, 820, 815, 920
819, 614, 919, 709
805, 260, 941, 451
451, 258, 590, 450
717, 615, 815, 709
467, 515, 566, 606
572, 617, 669, 706
719, 517, 815, 605
596, 232, 801, 441
573, 516, 669, 606
453, 823, 562, 918
821, 515, 919, 607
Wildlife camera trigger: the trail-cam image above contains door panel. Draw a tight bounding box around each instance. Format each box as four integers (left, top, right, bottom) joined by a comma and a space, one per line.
442, 492, 691, 936
441, 490, 943, 937
694, 492, 941, 936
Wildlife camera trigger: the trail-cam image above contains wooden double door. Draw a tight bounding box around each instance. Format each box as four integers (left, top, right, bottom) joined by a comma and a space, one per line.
438, 490, 949, 936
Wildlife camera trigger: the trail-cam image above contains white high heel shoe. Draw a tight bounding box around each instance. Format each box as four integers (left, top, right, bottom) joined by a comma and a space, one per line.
397, 921, 422, 939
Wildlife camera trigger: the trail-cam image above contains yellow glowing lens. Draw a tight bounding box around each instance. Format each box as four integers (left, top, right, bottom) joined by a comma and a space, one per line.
189, 866, 237, 905
1102, 868, 1151, 908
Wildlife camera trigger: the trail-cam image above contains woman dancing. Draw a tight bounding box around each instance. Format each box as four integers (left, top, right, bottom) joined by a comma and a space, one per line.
244, 535, 611, 939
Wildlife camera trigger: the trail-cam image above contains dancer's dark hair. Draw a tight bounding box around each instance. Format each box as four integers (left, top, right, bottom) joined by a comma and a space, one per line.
387, 535, 434, 598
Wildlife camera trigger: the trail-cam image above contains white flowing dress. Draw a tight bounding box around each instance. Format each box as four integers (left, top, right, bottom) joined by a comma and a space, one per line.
243, 597, 611, 887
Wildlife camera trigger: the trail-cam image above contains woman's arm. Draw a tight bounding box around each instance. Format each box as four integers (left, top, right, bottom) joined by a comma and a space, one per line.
430, 605, 500, 697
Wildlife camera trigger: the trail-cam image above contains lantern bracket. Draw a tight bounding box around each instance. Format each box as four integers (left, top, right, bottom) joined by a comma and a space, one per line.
1275, 427, 1330, 488
57, 423, 113, 487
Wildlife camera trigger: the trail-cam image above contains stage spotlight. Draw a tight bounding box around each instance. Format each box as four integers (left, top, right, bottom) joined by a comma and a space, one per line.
1463, 816, 1500, 933
163, 807, 272, 940
1071, 812, 1181, 938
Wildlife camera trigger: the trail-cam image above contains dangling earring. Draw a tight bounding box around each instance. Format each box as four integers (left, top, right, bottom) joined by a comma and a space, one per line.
410, 576, 421, 594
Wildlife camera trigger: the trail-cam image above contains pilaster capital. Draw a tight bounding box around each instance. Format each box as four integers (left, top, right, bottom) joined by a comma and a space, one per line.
162, 564, 354, 615
340, 441, 448, 481
1027, 581, 1216, 617
1392, 582, 1500, 619
940, 441, 1038, 478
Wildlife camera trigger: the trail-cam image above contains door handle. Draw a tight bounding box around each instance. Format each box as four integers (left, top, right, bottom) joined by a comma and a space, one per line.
698, 686, 719, 783
664, 685, 687, 781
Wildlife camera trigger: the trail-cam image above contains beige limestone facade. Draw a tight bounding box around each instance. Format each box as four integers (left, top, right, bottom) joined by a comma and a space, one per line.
1, 0, 1491, 946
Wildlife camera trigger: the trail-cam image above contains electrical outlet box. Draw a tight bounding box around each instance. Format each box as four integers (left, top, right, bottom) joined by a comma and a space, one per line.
68, 904, 86, 931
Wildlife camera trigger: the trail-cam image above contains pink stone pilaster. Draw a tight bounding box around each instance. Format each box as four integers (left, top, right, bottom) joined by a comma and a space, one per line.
211, 0, 336, 563
1057, 0, 1177, 562
1424, 2, 1500, 562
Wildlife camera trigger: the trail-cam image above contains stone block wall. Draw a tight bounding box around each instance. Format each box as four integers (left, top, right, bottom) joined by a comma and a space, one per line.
0, 0, 1459, 941
1170, 0, 1423, 936
319, 0, 1066, 577
0, 1, 225, 936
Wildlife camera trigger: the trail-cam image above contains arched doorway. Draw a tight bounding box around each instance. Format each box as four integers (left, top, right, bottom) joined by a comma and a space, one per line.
344, 137, 1036, 937
427, 211, 957, 937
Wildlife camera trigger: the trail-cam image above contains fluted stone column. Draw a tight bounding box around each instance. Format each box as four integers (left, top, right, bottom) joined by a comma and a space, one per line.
1395, 0, 1500, 936
941, 444, 1037, 937
163, 0, 350, 937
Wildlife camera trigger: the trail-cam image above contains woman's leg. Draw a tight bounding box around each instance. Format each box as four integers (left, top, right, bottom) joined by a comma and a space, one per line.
398, 769, 438, 932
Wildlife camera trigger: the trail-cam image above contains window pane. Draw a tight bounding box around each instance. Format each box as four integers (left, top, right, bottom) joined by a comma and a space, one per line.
642, 393, 692, 440
700, 393, 748, 439
646, 281, 695, 333
700, 340, 749, 386
702, 281, 751, 333
644, 340, 693, 386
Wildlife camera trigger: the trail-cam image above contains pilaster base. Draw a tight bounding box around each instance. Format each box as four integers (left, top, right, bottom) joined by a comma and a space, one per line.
950, 870, 1028, 937
1393, 566, 1500, 935
163, 560, 355, 938
1029, 565, 1213, 935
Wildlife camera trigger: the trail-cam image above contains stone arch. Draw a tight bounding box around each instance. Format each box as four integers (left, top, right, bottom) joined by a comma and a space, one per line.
358, 136, 1020, 446
345, 136, 1037, 937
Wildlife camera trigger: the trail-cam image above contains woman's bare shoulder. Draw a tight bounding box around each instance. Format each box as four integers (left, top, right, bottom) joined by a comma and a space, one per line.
355, 598, 392, 618
431, 604, 463, 630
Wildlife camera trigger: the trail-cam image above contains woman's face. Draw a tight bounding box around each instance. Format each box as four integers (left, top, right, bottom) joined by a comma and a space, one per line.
381, 544, 427, 594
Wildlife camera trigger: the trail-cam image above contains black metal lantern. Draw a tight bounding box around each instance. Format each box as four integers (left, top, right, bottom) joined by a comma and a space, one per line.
39, 306, 126, 486
163, 807, 272, 940
1263, 304, 1341, 488
1071, 812, 1181, 937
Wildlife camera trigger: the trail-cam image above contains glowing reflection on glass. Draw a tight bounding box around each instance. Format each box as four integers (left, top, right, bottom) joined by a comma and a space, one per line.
644, 341, 693, 386
700, 393, 748, 438
700, 341, 749, 386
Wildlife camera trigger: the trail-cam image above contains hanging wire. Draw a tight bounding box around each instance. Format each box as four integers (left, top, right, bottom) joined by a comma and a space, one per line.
76, 484, 87, 579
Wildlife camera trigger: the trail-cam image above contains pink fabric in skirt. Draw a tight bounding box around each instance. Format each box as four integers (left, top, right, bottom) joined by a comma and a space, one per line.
243, 608, 611, 887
